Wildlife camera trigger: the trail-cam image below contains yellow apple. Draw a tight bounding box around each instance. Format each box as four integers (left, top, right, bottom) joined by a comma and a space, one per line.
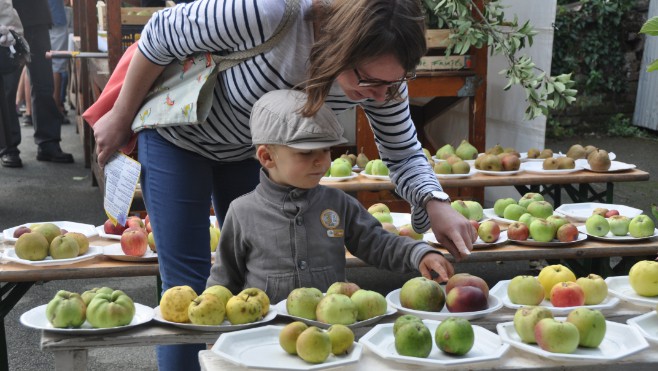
628, 260, 658, 297
537, 264, 576, 300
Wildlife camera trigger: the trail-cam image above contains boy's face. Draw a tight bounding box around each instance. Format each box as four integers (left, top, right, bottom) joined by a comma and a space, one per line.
261, 145, 332, 189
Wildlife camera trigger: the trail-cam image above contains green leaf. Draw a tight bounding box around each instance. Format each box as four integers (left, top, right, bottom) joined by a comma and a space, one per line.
640, 16, 658, 36
647, 59, 658, 72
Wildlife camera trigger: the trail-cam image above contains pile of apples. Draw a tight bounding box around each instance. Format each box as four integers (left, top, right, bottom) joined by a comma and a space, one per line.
363, 159, 389, 176
325, 158, 353, 178
366, 203, 423, 239
393, 315, 475, 358
399, 273, 490, 313
474, 144, 521, 172
159, 285, 269, 326
45, 287, 135, 329
13, 223, 90, 261
278, 322, 355, 364
285, 282, 388, 325
585, 208, 656, 238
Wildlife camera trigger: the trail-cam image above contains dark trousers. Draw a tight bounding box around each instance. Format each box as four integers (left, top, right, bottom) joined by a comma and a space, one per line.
0, 71, 20, 155
1, 24, 63, 155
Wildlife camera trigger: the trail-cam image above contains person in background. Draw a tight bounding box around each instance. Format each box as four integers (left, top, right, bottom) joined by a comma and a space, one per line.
15, 67, 31, 126
207, 89, 454, 303
48, 0, 72, 118
91, 1, 476, 369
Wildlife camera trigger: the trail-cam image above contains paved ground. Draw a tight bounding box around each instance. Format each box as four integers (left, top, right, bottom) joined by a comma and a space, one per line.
1, 113, 657, 370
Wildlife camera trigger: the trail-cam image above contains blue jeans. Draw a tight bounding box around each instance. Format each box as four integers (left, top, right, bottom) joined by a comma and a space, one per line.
138, 129, 260, 371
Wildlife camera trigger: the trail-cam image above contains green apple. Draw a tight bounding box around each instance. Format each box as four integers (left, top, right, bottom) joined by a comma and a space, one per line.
566, 307, 607, 348
628, 214, 656, 238
607, 215, 631, 236
575, 274, 608, 305
202, 285, 233, 307
436, 144, 456, 159
395, 321, 432, 358
209, 226, 220, 252
296, 326, 332, 364
529, 218, 556, 242
330, 159, 352, 177
371, 211, 394, 224
451, 160, 471, 174
81, 286, 114, 306
526, 201, 554, 219
45, 290, 87, 328
225, 294, 262, 325
628, 260, 658, 296
434, 317, 474, 355
503, 204, 527, 221
477, 220, 500, 243
534, 318, 580, 354
315, 294, 358, 325
513, 306, 553, 343
450, 200, 471, 219
367, 203, 390, 215
326, 282, 360, 297
65, 232, 89, 255
464, 200, 484, 221
518, 213, 536, 227
14, 232, 49, 261
537, 264, 577, 299
493, 198, 517, 217
399, 277, 445, 312
279, 321, 308, 355
49, 235, 80, 259
188, 293, 225, 325
393, 314, 423, 336
434, 161, 452, 174
86, 290, 136, 328
546, 215, 569, 231
326, 324, 355, 355
585, 214, 610, 237
369, 159, 389, 176
32, 223, 62, 245
398, 224, 424, 240
287, 287, 323, 320
350, 289, 387, 321
518, 192, 544, 209
507, 275, 545, 305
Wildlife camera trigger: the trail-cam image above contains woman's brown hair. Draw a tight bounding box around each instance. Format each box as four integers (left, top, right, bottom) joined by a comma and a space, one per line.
301, 0, 427, 116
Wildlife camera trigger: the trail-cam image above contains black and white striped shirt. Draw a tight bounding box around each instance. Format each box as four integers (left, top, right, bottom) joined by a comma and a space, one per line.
138, 0, 444, 232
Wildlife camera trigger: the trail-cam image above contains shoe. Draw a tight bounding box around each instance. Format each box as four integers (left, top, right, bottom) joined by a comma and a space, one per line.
21, 115, 32, 126
1, 153, 23, 168
36, 149, 74, 163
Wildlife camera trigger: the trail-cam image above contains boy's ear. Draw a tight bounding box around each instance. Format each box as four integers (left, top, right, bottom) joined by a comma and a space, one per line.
256, 145, 276, 168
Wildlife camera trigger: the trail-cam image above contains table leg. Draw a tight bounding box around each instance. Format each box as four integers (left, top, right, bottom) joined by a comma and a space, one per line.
53, 349, 88, 371
0, 282, 35, 371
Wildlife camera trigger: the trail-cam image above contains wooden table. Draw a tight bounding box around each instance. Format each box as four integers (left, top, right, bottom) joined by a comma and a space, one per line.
322, 168, 650, 207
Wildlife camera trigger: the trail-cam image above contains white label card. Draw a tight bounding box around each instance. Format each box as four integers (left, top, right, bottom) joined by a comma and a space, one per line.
103, 152, 141, 226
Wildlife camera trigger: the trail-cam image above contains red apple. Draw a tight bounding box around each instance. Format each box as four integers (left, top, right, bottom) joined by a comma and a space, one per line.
468, 219, 480, 233
120, 227, 148, 256
144, 214, 150, 225
13, 226, 31, 239
507, 222, 530, 241
556, 223, 579, 242
550, 281, 585, 307
604, 209, 620, 218
145, 222, 152, 234
445, 286, 488, 312
477, 220, 500, 243
445, 273, 489, 297
103, 218, 127, 235
125, 216, 146, 231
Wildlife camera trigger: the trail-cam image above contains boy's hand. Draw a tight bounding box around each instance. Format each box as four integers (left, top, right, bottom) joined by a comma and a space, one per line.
419, 252, 454, 283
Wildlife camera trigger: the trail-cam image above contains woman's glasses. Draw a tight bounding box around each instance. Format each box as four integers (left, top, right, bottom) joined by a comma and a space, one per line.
353, 68, 416, 87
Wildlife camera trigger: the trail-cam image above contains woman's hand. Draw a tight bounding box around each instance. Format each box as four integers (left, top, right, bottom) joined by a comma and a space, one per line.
93, 108, 134, 167
426, 200, 477, 262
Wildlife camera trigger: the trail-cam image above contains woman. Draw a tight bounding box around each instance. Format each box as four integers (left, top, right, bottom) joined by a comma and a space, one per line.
92, 1, 475, 369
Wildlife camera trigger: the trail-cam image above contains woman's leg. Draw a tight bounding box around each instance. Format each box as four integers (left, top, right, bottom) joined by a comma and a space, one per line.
138, 129, 213, 371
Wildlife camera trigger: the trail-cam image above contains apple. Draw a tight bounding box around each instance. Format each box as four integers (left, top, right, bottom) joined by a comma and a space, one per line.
575, 274, 608, 305
393, 314, 423, 336
546, 215, 569, 231
147, 232, 157, 252
566, 307, 607, 348
513, 306, 553, 343
445, 273, 489, 297
103, 218, 126, 235
507, 222, 530, 241
477, 220, 500, 243
49, 235, 80, 259
628, 214, 656, 238
537, 264, 577, 299
81, 286, 114, 306
534, 318, 580, 354
120, 227, 148, 257
605, 209, 620, 218
279, 321, 308, 355
226, 294, 262, 325
464, 200, 484, 221
493, 198, 517, 217
398, 224, 424, 240
125, 216, 146, 231
202, 285, 233, 307
503, 204, 527, 221
188, 293, 225, 325
608, 215, 631, 236
65, 232, 90, 255
12, 226, 31, 239
159, 285, 198, 323
434, 317, 474, 355
315, 294, 358, 325
529, 218, 556, 242
395, 321, 432, 358
591, 207, 609, 217
14, 232, 49, 261
507, 275, 545, 305
468, 219, 480, 233
296, 326, 332, 364
381, 222, 399, 235
527, 201, 554, 219
446, 286, 488, 312
367, 203, 390, 215
585, 214, 610, 237
550, 281, 585, 307
209, 226, 220, 252
518, 192, 544, 209
326, 282, 360, 298
450, 200, 471, 219
86, 290, 136, 328
500, 154, 521, 171
45, 290, 87, 328
628, 260, 658, 296
326, 324, 355, 355
556, 223, 579, 242
330, 159, 352, 177
350, 289, 387, 321
371, 211, 393, 224
399, 277, 445, 312
518, 213, 536, 227
238, 287, 270, 316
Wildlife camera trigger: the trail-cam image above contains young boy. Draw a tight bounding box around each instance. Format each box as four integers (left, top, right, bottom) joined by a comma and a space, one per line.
206, 89, 454, 303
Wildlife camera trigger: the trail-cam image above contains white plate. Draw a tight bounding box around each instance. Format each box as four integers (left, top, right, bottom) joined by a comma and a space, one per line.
321, 172, 359, 182
424, 230, 509, 249
554, 202, 643, 222
435, 168, 477, 179
359, 320, 509, 367
385, 288, 502, 320
390, 212, 411, 227
475, 168, 523, 176
3, 246, 103, 266
489, 280, 620, 315
211, 325, 362, 370
497, 318, 648, 361
103, 243, 158, 262
577, 225, 658, 241
508, 232, 588, 247
605, 276, 658, 308
575, 159, 636, 172
520, 161, 584, 175
3, 221, 98, 242
274, 299, 395, 329
153, 306, 277, 332
20, 303, 154, 335
627, 311, 658, 344
95, 225, 122, 240
359, 172, 390, 181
